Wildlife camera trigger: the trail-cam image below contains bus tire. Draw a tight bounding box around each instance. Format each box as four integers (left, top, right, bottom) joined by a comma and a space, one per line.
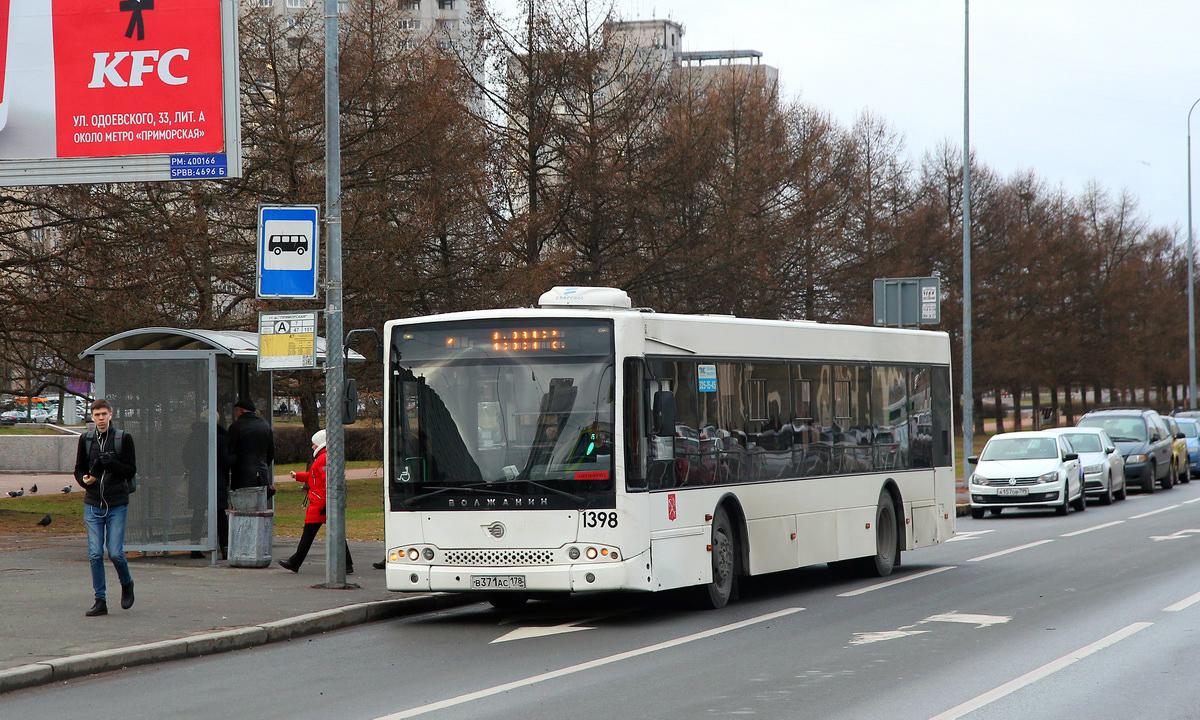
697, 506, 738, 609
486, 593, 529, 609
857, 490, 898, 577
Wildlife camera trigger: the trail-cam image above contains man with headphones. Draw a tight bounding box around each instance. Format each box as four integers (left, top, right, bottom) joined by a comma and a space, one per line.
75, 398, 138, 617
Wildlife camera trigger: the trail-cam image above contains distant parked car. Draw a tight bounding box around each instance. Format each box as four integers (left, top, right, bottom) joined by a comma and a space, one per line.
2, 407, 52, 424
1077, 408, 1175, 493
1174, 417, 1200, 479
1163, 416, 1190, 485
968, 430, 1084, 518
1043, 426, 1126, 504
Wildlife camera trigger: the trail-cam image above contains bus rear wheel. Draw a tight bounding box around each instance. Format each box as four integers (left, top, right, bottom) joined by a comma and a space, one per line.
856, 490, 898, 577
697, 506, 738, 609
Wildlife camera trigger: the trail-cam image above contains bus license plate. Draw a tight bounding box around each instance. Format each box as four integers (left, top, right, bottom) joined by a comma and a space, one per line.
996, 487, 1028, 496
471, 575, 527, 589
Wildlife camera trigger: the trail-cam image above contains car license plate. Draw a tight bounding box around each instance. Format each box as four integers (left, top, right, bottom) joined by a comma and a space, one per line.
470, 575, 526, 589
996, 487, 1028, 496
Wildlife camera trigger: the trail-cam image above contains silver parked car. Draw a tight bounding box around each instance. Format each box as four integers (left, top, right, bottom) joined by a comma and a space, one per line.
1043, 427, 1126, 505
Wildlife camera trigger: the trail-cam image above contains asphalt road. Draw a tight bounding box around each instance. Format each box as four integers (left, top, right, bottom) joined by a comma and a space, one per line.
6, 484, 1200, 720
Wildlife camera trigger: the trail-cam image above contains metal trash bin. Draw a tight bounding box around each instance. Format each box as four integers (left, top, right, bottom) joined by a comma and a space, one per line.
228, 487, 273, 568
229, 486, 269, 513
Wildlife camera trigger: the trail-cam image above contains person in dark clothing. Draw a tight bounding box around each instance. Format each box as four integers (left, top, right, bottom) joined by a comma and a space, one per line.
74, 398, 137, 617
227, 398, 275, 493
215, 420, 235, 559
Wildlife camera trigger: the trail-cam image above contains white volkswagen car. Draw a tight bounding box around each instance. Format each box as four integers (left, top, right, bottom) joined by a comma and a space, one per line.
968, 431, 1084, 518
1043, 426, 1126, 505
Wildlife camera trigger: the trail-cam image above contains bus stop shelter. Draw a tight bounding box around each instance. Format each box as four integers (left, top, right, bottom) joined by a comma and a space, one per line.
80, 328, 356, 560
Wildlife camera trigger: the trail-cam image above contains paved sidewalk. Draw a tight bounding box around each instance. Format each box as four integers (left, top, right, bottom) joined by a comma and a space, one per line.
0, 527, 470, 695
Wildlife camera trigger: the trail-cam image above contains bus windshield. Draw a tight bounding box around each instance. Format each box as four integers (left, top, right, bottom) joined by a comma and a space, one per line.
389, 318, 615, 510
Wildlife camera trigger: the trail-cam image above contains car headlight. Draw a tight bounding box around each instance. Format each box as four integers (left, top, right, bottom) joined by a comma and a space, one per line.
1083, 464, 1102, 474
1038, 471, 1059, 484
970, 474, 988, 486
1127, 454, 1147, 464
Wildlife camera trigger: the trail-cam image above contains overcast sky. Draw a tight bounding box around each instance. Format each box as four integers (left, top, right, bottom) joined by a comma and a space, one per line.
498, 0, 1200, 235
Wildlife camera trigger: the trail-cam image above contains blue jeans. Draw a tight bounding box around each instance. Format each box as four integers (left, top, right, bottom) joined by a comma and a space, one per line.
85, 503, 133, 600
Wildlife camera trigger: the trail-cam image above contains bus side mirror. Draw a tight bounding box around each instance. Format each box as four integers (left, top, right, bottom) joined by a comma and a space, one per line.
343, 378, 358, 424
652, 391, 675, 437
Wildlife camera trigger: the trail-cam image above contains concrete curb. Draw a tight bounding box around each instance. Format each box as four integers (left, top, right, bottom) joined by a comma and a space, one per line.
0, 592, 475, 695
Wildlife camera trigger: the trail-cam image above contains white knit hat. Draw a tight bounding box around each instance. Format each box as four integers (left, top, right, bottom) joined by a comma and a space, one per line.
311, 429, 327, 455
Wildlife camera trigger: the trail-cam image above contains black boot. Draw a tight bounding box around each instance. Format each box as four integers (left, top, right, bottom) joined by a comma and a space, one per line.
120, 582, 135, 610
85, 599, 108, 617
372, 560, 385, 570
278, 559, 299, 573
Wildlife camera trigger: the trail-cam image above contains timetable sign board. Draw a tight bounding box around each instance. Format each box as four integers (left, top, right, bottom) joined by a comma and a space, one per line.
258, 311, 318, 371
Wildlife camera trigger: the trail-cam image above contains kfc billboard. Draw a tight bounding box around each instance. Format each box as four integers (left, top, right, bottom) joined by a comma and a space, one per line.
0, 0, 241, 185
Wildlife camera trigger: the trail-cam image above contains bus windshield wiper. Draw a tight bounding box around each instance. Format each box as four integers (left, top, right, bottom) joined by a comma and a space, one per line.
506, 477, 587, 505
403, 483, 521, 508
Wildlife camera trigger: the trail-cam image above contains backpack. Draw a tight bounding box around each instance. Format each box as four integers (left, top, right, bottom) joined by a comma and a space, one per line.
84, 429, 137, 493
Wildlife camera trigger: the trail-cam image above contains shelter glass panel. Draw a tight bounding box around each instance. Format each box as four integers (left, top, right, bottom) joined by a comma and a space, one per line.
103, 357, 212, 550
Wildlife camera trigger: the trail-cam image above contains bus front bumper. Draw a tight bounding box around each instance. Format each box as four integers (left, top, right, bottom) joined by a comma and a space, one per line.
388, 556, 647, 594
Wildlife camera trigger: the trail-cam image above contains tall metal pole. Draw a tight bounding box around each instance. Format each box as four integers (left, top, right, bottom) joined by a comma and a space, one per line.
323, 0, 347, 587
961, 0, 974, 471
1188, 98, 1200, 410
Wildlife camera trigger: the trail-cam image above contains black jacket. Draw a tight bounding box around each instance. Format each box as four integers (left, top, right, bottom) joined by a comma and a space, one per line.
74, 426, 137, 508
227, 411, 275, 489
216, 423, 235, 501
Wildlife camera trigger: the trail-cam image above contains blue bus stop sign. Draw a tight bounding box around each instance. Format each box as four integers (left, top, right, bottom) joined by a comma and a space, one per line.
258, 205, 320, 299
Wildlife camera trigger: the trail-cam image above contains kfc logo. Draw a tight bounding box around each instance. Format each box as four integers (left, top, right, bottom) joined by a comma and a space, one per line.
88, 50, 190, 88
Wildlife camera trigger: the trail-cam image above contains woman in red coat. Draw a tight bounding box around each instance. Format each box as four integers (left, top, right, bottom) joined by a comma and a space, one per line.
277, 429, 354, 574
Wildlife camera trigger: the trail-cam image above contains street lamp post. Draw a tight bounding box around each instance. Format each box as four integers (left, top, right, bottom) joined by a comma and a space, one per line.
1188, 97, 1200, 410
962, 0, 974, 471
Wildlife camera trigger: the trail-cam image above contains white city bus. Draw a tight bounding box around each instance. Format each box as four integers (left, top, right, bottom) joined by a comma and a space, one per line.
383, 287, 955, 608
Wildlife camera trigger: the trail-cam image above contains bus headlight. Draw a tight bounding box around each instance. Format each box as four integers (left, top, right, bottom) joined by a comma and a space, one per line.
407, 548, 420, 561
585, 547, 598, 559
423, 548, 435, 560
568, 547, 581, 560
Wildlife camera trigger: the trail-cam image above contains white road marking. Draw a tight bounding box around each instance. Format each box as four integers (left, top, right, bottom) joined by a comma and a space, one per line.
968, 539, 1053, 563
849, 610, 1010, 648
837, 566, 955, 597
1060, 520, 1124, 537
849, 630, 928, 646
1184, 497, 1200, 505
944, 530, 994, 543
919, 612, 1010, 629
1164, 589, 1200, 612
372, 607, 805, 719
1130, 504, 1182, 519
928, 622, 1153, 720
1150, 529, 1200, 542
491, 611, 628, 643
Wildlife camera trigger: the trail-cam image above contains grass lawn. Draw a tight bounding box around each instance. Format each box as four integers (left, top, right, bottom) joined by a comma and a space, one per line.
0, 427, 67, 435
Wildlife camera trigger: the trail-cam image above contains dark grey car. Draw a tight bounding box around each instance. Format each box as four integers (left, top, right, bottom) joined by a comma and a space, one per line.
1077, 408, 1175, 493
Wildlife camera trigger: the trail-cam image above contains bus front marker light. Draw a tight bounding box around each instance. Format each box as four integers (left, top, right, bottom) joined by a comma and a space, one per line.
423, 548, 435, 560
585, 573, 596, 583
410, 574, 419, 584
600, 548, 609, 556
407, 548, 419, 561
610, 551, 617, 560
568, 547, 580, 560
586, 547, 598, 560
389, 551, 401, 562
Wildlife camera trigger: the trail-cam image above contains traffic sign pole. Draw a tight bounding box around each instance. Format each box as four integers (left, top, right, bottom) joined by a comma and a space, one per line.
323, 0, 346, 588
